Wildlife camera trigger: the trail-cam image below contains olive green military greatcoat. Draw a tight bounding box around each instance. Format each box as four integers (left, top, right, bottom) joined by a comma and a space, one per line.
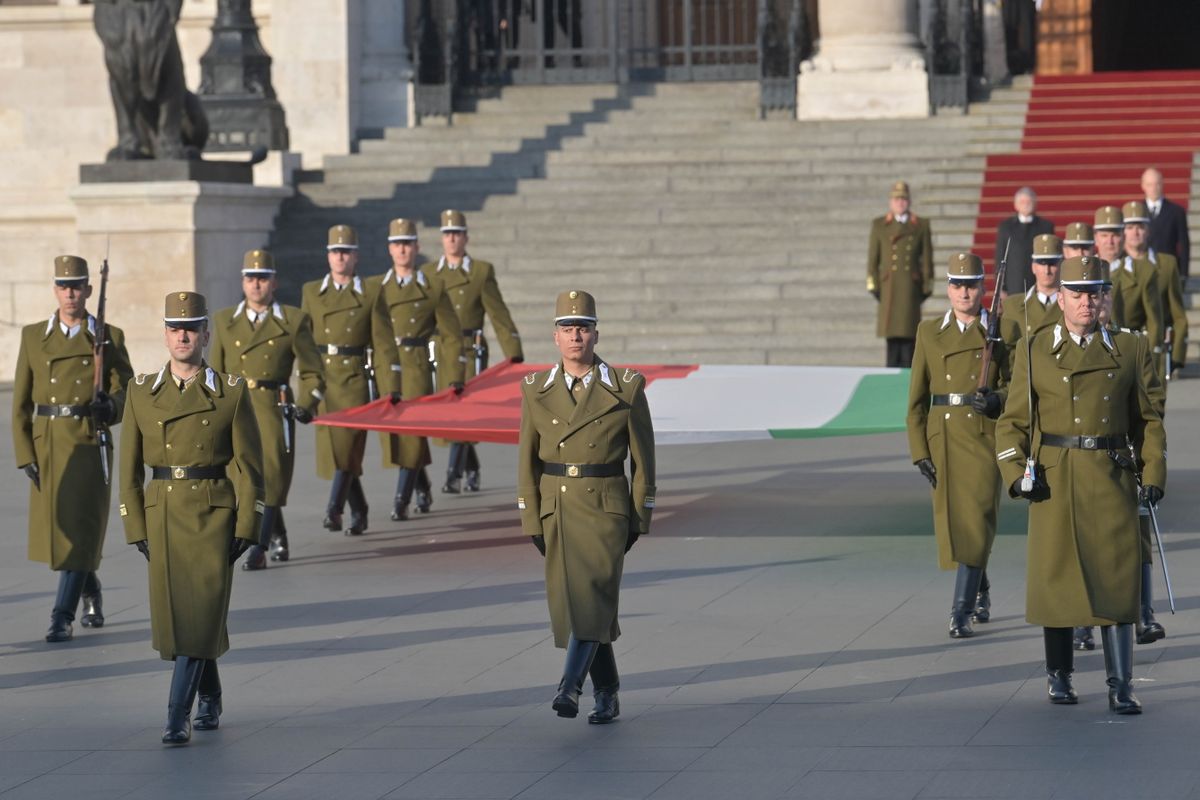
300, 275, 399, 479
867, 213, 934, 339
517, 359, 655, 648
1110, 256, 1165, 367
996, 326, 1165, 627
119, 365, 264, 660
907, 310, 1010, 571
367, 268, 465, 468
12, 315, 134, 571
432, 256, 523, 387
209, 302, 325, 505
1000, 288, 1063, 350
1151, 250, 1188, 367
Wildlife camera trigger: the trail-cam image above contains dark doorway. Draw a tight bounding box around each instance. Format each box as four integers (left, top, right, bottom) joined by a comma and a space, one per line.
1092, 0, 1200, 71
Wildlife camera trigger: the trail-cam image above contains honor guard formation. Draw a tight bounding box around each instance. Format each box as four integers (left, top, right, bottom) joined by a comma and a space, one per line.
10, 170, 1183, 742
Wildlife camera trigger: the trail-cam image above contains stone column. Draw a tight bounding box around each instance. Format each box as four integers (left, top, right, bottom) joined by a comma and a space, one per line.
798, 0, 929, 120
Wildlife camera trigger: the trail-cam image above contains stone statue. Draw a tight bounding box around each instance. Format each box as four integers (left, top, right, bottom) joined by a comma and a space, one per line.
93, 0, 209, 161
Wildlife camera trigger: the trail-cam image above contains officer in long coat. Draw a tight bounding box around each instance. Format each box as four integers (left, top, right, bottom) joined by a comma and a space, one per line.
996, 256, 1165, 714
907, 253, 1009, 639
433, 209, 524, 493
1000, 234, 1064, 350
12, 255, 133, 642
300, 225, 399, 536
210, 249, 325, 569
120, 292, 264, 744
867, 181, 934, 368
366, 219, 465, 520
517, 290, 655, 723
1095, 205, 1164, 373
1122, 201, 1188, 379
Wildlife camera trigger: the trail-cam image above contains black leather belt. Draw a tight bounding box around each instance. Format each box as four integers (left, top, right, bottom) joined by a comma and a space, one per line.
398, 337, 429, 347
543, 462, 624, 478
243, 378, 287, 391
34, 403, 91, 418
1040, 433, 1127, 451
930, 393, 971, 407
321, 344, 366, 356
151, 466, 228, 480
462, 328, 483, 337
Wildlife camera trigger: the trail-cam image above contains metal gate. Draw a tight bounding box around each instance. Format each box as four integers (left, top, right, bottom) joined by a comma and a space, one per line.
411, 0, 810, 119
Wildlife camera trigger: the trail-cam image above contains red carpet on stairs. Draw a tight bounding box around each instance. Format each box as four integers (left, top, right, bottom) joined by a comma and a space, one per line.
971, 70, 1200, 278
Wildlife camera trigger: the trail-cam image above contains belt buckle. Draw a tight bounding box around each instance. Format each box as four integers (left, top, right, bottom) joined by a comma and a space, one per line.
59, 404, 72, 416
949, 394, 962, 406
566, 465, 580, 478
1082, 436, 1097, 450
326, 344, 339, 355
172, 467, 185, 480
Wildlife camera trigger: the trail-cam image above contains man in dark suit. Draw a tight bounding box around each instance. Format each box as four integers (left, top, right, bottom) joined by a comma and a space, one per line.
1143, 167, 1190, 278
996, 187, 1055, 298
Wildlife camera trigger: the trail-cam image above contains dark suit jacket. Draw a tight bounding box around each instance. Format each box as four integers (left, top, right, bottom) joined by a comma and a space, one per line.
1148, 196, 1190, 277
996, 214, 1055, 295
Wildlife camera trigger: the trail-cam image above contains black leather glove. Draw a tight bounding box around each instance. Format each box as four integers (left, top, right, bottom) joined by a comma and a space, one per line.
625, 530, 641, 553
1012, 476, 1050, 502
531, 534, 546, 557
1140, 485, 1164, 507
22, 463, 39, 490
511, 356, 524, 364
970, 387, 1003, 419
389, 392, 402, 405
915, 458, 937, 489
293, 406, 313, 424
92, 391, 117, 425
135, 540, 150, 561
450, 382, 465, 395
228, 538, 251, 565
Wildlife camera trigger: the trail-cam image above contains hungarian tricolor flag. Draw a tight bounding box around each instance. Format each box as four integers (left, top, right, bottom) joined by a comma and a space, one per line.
315, 360, 909, 444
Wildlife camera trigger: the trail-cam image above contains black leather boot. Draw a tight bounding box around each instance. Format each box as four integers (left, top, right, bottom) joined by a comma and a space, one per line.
1136, 562, 1165, 644
46, 570, 86, 643
323, 471, 351, 530
464, 445, 481, 492
1043, 627, 1077, 704
949, 564, 982, 639
415, 468, 432, 513
587, 643, 620, 724
973, 570, 991, 624
552, 635, 600, 718
162, 656, 205, 744
346, 477, 369, 536
391, 469, 417, 521
193, 659, 222, 731
1073, 626, 1095, 651
442, 444, 464, 493
80, 572, 104, 628
1101, 624, 1141, 714
269, 509, 289, 562
243, 506, 277, 571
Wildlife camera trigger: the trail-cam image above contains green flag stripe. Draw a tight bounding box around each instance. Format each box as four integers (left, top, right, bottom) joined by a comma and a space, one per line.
768, 371, 910, 439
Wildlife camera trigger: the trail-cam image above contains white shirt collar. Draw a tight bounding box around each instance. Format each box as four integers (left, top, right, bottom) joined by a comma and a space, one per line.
1017, 214, 1034, 224
1056, 324, 1113, 352
437, 254, 472, 274
48, 313, 96, 338
941, 308, 986, 332
893, 213, 908, 224
236, 300, 285, 322
392, 269, 427, 288
564, 368, 594, 391
321, 274, 362, 293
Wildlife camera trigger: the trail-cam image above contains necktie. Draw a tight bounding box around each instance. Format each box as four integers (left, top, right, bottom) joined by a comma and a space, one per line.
178, 378, 186, 392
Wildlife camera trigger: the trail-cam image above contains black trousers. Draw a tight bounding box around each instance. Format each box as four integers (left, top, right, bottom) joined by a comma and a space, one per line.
886, 338, 915, 368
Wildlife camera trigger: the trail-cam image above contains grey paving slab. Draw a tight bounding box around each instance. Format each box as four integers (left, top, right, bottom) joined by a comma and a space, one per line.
1, 380, 1199, 800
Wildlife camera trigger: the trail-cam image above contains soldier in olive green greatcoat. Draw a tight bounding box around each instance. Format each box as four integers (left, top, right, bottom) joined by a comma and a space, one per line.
210, 249, 325, 569
1000, 234, 1065, 351
433, 209, 524, 493
1095, 205, 1165, 374
1122, 200, 1188, 379
12, 255, 133, 642
996, 256, 1165, 714
120, 292, 264, 744
518, 290, 654, 723
867, 181, 935, 368
300, 225, 399, 536
907, 253, 1010, 640
366, 219, 465, 521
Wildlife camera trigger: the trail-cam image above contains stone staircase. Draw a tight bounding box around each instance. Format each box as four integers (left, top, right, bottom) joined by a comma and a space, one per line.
270, 80, 1034, 366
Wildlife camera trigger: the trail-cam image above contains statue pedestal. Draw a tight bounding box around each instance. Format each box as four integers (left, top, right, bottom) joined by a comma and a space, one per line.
69, 180, 291, 371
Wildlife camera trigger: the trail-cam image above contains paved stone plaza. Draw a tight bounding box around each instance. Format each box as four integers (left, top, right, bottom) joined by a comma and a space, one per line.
0, 380, 1198, 800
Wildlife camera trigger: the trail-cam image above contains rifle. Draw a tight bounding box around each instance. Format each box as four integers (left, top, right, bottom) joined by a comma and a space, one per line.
978, 238, 1010, 390
92, 243, 111, 485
